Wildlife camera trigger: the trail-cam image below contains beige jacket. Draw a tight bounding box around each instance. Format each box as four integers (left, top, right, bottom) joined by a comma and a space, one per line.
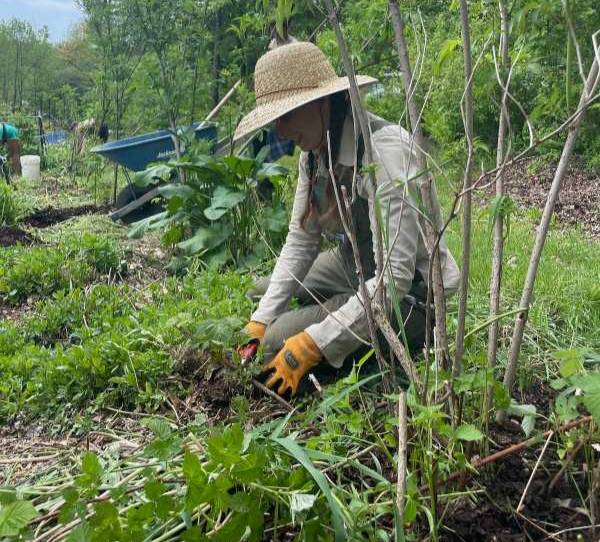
252, 114, 460, 367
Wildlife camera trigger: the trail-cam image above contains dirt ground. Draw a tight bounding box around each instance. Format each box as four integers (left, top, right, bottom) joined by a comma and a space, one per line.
488, 158, 600, 239
24, 204, 110, 228
0, 226, 37, 247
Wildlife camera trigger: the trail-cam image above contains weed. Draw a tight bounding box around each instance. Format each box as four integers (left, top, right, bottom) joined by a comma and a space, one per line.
0, 182, 18, 225
0, 234, 125, 304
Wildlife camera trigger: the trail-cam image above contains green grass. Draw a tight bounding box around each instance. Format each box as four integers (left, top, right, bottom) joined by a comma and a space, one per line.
2, 153, 598, 541
443, 200, 600, 389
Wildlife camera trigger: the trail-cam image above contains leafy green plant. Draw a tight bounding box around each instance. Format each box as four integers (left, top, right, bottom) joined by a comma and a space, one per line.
129, 147, 289, 267
552, 349, 600, 423
0, 182, 18, 225
0, 234, 124, 303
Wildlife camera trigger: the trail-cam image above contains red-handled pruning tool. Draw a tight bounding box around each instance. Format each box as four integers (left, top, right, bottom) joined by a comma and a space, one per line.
237, 339, 259, 366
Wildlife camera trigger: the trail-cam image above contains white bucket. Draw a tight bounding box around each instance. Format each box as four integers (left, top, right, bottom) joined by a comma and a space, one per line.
21, 155, 41, 180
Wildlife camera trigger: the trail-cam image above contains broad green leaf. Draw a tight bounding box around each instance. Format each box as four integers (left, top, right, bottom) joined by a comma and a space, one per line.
67, 522, 92, 542
134, 164, 172, 187
454, 424, 484, 441
257, 161, 288, 181
158, 184, 194, 199
0, 500, 38, 537
582, 392, 600, 422
570, 373, 600, 422
76, 452, 103, 490
177, 223, 232, 254
204, 186, 246, 221
434, 38, 460, 77
142, 417, 172, 439
144, 480, 166, 501
555, 349, 584, 377
0, 490, 16, 506
507, 402, 537, 437
182, 451, 206, 485
263, 206, 288, 232
555, 393, 578, 422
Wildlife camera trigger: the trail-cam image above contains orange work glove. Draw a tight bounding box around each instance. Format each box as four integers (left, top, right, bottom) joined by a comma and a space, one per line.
261, 331, 322, 396
244, 321, 267, 342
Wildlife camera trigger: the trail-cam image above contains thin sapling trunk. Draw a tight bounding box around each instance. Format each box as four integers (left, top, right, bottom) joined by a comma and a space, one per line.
485, 0, 510, 420
499, 53, 599, 421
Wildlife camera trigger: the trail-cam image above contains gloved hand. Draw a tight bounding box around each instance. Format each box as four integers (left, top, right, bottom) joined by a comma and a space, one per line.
244, 321, 267, 342
238, 321, 267, 363
261, 331, 322, 396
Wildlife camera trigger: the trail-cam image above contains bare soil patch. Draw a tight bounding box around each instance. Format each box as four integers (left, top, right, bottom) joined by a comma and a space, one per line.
0, 226, 37, 247
495, 158, 599, 239
24, 204, 110, 228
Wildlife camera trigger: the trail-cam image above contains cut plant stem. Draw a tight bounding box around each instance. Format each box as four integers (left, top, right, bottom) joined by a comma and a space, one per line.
396, 390, 408, 523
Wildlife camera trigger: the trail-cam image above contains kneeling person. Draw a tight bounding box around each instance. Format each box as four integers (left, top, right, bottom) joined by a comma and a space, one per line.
235, 42, 460, 397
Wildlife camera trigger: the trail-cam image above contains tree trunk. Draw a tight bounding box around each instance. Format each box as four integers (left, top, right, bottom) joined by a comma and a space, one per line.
388, 0, 451, 371
499, 55, 599, 421
453, 0, 475, 386
212, 9, 221, 108
323, 0, 390, 390
485, 0, 510, 419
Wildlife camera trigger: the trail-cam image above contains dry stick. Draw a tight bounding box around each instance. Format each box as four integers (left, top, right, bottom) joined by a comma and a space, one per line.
419, 416, 592, 494
516, 430, 554, 512
325, 134, 389, 394
340, 185, 393, 397
547, 438, 584, 495
453, 0, 475, 391
396, 390, 408, 523
373, 305, 422, 391
221, 356, 294, 412
485, 0, 510, 421
323, 0, 391, 388
389, 0, 450, 372
499, 53, 599, 422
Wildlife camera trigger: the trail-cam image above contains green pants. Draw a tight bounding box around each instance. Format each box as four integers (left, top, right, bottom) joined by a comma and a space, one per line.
249, 249, 429, 364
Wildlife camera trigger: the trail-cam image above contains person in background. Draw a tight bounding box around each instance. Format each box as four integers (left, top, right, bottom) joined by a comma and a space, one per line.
0, 121, 22, 177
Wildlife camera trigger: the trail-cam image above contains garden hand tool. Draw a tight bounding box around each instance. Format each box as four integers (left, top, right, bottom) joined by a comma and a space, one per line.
238, 321, 267, 364
261, 331, 322, 396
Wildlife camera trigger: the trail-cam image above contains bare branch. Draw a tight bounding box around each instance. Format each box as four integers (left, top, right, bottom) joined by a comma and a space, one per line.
499, 52, 599, 420
389, 0, 451, 371
453, 0, 475, 387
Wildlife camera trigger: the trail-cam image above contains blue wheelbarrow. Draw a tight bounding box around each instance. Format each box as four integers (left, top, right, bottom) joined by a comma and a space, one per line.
91, 123, 217, 221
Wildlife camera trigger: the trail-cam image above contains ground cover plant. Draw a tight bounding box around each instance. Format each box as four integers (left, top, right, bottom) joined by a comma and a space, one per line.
1, 1, 599, 541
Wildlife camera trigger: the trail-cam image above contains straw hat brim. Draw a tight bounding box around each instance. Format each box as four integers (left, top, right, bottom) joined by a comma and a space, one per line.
233, 74, 377, 144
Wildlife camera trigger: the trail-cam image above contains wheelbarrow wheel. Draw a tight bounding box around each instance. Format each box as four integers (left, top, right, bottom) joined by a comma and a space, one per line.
115, 182, 165, 224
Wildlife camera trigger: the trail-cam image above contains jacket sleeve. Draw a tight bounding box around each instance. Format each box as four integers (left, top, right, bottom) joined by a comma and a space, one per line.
251, 153, 322, 325
305, 126, 422, 367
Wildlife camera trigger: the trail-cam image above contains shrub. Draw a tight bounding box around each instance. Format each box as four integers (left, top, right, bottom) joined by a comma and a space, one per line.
0, 183, 18, 225
0, 235, 125, 304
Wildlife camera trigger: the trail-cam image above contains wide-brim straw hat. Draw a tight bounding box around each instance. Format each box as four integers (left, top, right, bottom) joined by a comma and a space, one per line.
233, 41, 377, 143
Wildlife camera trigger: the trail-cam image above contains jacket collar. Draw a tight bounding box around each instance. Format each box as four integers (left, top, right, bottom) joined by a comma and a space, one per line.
336, 113, 358, 167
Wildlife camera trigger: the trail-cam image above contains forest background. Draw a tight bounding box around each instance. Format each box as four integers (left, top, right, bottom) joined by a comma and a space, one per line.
1, 0, 599, 174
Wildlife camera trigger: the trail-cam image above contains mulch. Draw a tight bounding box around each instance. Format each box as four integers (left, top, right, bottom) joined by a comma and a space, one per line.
490, 158, 600, 239
23, 204, 110, 228
0, 226, 37, 247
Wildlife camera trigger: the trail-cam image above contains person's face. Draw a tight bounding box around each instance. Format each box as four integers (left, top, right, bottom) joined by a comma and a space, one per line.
274, 98, 331, 151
